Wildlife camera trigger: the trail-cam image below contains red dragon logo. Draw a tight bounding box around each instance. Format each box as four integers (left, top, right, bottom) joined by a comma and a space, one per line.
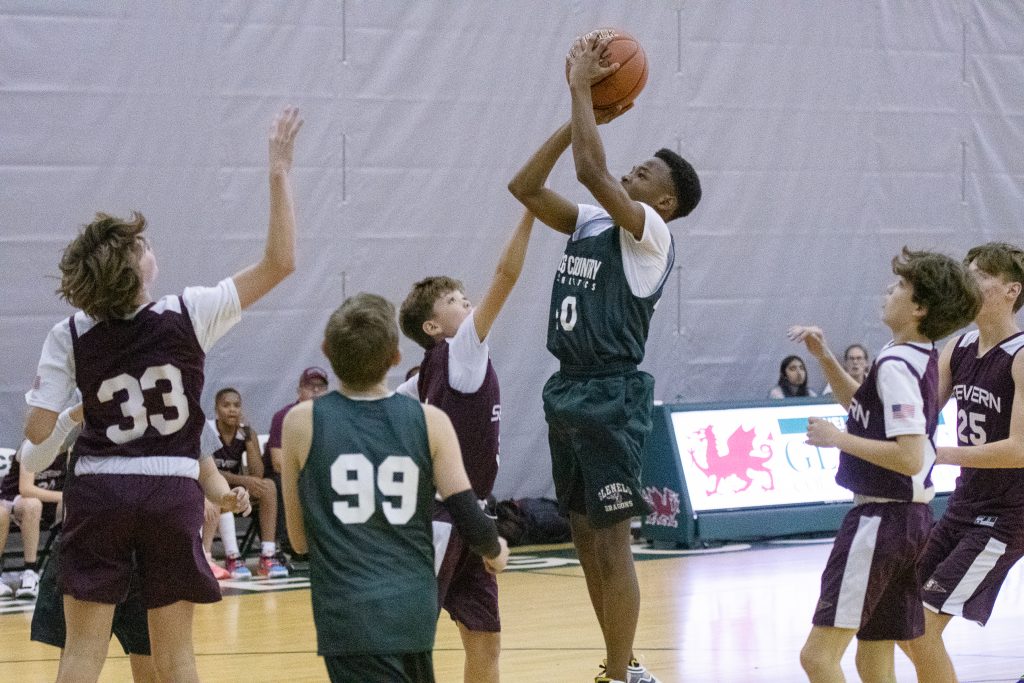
642, 486, 680, 528
688, 425, 775, 495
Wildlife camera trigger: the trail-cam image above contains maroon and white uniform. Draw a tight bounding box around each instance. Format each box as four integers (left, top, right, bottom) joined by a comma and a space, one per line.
397, 311, 502, 632
918, 331, 1024, 625
813, 342, 938, 640
0, 450, 68, 502
0, 448, 67, 528
208, 419, 248, 475
25, 279, 241, 608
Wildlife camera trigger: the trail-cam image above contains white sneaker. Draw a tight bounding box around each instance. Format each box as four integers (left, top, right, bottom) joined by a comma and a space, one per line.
0, 580, 12, 599
626, 660, 660, 683
16, 569, 39, 600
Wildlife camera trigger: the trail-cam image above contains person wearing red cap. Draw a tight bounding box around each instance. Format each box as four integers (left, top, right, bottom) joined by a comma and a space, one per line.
263, 366, 330, 558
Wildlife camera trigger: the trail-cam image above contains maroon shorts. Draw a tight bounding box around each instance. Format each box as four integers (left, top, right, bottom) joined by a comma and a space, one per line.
918, 515, 1024, 625
434, 506, 500, 633
59, 474, 220, 609
812, 501, 932, 641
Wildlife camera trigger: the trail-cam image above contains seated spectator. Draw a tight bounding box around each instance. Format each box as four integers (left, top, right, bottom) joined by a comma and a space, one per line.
264, 367, 329, 476
208, 387, 287, 578
198, 420, 246, 580
0, 431, 72, 600
822, 343, 870, 395
263, 366, 329, 559
768, 354, 817, 399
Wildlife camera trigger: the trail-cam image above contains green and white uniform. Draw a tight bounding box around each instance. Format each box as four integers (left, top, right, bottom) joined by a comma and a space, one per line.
543, 202, 674, 527
300, 391, 436, 680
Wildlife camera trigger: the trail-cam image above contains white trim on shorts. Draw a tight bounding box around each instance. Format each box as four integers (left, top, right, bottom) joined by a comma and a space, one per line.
835, 514, 882, 628
937, 536, 1008, 618
75, 455, 199, 479
433, 520, 453, 576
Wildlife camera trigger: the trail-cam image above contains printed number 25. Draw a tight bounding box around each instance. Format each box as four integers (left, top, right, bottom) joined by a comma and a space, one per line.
957, 409, 987, 445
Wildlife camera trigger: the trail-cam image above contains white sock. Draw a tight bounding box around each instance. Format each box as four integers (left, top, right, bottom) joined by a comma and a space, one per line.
261, 541, 276, 557
219, 513, 239, 556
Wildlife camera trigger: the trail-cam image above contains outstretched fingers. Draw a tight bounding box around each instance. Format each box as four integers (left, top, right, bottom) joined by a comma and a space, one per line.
269, 106, 303, 173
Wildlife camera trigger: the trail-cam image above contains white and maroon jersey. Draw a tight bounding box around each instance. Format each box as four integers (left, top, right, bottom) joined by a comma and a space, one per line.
836, 341, 938, 502
0, 450, 68, 501
416, 313, 500, 500
207, 418, 248, 475
0, 424, 78, 501
25, 279, 240, 478
944, 330, 1024, 526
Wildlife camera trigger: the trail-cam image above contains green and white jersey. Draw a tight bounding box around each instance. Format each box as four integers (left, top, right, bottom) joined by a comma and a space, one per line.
547, 203, 674, 370
300, 391, 436, 656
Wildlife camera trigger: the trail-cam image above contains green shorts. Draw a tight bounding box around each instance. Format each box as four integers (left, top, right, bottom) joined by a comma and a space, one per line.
542, 369, 654, 528
323, 651, 434, 683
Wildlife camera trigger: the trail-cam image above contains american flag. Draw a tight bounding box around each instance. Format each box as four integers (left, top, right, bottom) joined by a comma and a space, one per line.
892, 403, 916, 419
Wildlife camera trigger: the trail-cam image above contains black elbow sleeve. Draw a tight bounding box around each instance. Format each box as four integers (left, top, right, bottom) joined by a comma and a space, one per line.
445, 490, 501, 559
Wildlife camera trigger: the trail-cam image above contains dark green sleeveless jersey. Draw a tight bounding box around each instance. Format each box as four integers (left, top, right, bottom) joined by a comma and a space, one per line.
547, 214, 674, 368
300, 391, 437, 656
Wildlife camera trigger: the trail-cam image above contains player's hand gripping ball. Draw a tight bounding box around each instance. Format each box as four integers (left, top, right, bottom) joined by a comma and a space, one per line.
566, 27, 648, 110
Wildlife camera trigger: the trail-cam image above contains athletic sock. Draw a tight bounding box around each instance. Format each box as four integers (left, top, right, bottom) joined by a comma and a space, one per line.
261, 541, 276, 557
219, 513, 239, 556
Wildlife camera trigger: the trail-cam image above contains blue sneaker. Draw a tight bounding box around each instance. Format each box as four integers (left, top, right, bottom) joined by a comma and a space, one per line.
258, 554, 288, 578
225, 554, 252, 580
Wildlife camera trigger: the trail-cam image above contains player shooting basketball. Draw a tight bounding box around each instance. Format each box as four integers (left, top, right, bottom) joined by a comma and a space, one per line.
507, 30, 701, 683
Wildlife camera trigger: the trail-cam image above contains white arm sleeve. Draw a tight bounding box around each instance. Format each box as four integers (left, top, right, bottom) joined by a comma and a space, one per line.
877, 362, 927, 437
182, 278, 242, 352
20, 406, 80, 472
620, 203, 672, 298
447, 312, 489, 394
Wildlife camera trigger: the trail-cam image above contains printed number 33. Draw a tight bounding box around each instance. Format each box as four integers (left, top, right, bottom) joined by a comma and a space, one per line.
97, 364, 189, 444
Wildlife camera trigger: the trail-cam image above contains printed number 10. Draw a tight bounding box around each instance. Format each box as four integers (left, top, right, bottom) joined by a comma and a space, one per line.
558, 296, 578, 332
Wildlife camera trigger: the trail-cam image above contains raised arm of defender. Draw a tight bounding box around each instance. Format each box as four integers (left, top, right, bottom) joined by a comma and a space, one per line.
472, 209, 535, 342
234, 107, 303, 310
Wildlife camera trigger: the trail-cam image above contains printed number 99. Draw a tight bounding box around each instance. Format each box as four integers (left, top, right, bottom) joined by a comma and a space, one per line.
331, 453, 420, 525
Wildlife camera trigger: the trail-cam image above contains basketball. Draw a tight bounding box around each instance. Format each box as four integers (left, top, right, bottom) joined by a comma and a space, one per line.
566, 28, 648, 110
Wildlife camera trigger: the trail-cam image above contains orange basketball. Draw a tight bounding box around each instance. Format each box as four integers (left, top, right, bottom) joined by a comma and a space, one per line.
566, 28, 648, 110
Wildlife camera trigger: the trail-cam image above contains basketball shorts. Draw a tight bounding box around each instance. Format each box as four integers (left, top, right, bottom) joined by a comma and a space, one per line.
433, 505, 500, 632
917, 514, 1024, 626
323, 651, 434, 683
60, 473, 220, 608
31, 531, 151, 655
812, 501, 932, 641
542, 369, 654, 528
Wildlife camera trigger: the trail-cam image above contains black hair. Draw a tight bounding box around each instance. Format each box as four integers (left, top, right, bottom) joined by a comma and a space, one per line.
654, 148, 702, 220
777, 355, 810, 397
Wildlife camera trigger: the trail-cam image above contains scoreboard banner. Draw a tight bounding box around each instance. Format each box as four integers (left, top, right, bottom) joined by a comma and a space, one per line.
668, 399, 959, 513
